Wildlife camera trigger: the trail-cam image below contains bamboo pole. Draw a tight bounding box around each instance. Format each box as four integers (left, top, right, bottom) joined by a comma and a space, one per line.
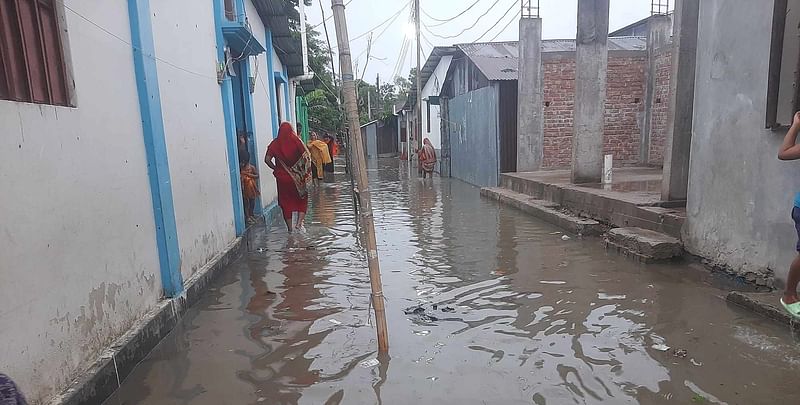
330, 0, 390, 353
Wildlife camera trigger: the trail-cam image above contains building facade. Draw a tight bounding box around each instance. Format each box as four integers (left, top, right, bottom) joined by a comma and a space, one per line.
433, 38, 655, 187
0, 0, 307, 402
683, 0, 800, 285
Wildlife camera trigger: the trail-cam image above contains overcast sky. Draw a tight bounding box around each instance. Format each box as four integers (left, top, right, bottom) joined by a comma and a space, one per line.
305, 0, 656, 84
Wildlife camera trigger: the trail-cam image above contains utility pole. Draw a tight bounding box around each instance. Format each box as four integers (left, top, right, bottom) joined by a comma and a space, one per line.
330, 0, 390, 353
414, 0, 422, 160
367, 90, 372, 120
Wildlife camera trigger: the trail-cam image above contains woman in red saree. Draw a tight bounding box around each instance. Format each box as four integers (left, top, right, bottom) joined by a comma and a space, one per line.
265, 122, 311, 232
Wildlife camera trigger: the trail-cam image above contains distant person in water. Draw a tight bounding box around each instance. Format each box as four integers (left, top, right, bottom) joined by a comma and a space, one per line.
265, 122, 311, 233
779, 111, 800, 317
307, 132, 332, 184
418, 138, 437, 179
323, 133, 338, 176
0, 374, 27, 405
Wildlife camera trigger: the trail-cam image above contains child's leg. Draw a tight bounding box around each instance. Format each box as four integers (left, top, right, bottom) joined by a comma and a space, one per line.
785, 207, 800, 304
785, 255, 800, 304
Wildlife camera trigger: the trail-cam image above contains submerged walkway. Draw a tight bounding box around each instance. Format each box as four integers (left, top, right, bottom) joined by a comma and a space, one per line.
105, 160, 800, 404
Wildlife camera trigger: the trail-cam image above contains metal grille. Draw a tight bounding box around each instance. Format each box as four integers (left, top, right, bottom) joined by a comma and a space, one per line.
521, 0, 540, 18
651, 0, 670, 15
0, 0, 70, 106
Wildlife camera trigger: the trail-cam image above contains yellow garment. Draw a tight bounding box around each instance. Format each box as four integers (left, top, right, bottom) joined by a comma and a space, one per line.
308, 140, 332, 178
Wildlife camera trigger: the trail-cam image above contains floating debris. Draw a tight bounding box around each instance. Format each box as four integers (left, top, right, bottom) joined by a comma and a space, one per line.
651, 343, 671, 352
328, 319, 342, 325
690, 358, 703, 367
413, 330, 430, 336
359, 358, 380, 368
673, 348, 688, 358
561, 235, 571, 241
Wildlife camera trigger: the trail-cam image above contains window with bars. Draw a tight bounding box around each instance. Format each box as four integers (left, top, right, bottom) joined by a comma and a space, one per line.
0, 0, 71, 106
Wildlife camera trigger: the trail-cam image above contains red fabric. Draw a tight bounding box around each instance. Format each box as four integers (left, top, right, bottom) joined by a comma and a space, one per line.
267, 123, 308, 217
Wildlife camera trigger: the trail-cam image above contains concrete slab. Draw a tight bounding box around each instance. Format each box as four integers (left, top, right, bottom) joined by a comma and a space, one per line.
604, 227, 682, 262
481, 187, 604, 235
726, 291, 800, 333
501, 168, 686, 238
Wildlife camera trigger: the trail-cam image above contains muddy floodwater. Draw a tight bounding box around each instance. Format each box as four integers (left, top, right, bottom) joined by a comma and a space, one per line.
105, 160, 800, 404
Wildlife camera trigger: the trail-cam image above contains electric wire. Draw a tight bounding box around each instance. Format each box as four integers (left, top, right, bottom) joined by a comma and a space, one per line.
311, 0, 354, 29
58, 1, 217, 80
331, 1, 411, 50
419, 0, 504, 40
420, 0, 483, 26
487, 9, 521, 42
472, 0, 519, 42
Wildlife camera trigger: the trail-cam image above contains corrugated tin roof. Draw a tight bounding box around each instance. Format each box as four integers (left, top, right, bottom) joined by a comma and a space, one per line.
456, 37, 646, 81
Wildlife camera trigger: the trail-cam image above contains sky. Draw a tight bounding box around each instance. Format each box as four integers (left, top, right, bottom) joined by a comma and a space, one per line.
305, 0, 655, 85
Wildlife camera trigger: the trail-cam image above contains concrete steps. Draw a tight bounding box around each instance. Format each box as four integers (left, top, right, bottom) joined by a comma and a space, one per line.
500, 173, 686, 238
480, 187, 604, 235
604, 227, 682, 263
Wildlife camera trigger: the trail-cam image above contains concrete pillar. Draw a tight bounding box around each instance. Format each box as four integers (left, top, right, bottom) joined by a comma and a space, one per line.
661, 0, 699, 201
517, 17, 544, 172
572, 0, 610, 184
641, 15, 672, 164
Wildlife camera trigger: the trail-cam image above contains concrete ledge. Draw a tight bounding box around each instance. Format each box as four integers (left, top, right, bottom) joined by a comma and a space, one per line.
481, 187, 604, 235
51, 234, 250, 405
604, 227, 682, 263
500, 172, 686, 238
726, 291, 800, 332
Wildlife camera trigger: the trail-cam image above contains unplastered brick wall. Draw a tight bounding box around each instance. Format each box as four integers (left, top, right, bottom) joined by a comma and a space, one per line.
648, 47, 672, 165
541, 53, 647, 168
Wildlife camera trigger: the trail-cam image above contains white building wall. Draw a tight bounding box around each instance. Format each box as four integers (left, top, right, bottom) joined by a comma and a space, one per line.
151, 0, 236, 280
685, 0, 799, 284
244, 0, 279, 207
420, 55, 453, 150
0, 2, 162, 403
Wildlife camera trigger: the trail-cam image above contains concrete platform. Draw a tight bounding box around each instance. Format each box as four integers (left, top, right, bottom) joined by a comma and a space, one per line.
501, 168, 686, 238
726, 291, 800, 332
605, 227, 682, 262
481, 187, 604, 235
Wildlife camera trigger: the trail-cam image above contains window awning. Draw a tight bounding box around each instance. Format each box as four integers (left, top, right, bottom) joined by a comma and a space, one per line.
222, 23, 265, 57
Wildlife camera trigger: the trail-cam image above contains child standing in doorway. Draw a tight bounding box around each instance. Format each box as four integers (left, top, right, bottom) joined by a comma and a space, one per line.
240, 156, 260, 224
778, 111, 800, 317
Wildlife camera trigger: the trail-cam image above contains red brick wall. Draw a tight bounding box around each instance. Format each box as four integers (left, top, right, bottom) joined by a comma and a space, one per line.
648, 47, 672, 165
541, 54, 646, 168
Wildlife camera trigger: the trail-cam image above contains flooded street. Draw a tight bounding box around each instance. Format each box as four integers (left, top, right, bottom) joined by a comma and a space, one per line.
105, 160, 800, 405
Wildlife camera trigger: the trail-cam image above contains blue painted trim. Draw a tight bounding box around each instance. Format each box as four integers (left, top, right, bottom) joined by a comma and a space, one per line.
213, 0, 246, 236
127, 0, 183, 297
239, 60, 263, 215
266, 29, 278, 139
283, 66, 291, 123
273, 71, 288, 84
234, 0, 246, 23
221, 24, 265, 56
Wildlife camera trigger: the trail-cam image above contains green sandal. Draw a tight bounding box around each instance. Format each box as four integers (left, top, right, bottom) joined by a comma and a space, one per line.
780, 298, 800, 319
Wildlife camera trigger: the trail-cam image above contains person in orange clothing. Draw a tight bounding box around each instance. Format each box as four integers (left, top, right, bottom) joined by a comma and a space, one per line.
323, 133, 338, 176
240, 154, 260, 224
307, 132, 332, 183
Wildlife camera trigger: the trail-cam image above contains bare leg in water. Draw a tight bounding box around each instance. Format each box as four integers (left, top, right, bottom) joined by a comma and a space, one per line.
783, 254, 800, 304
283, 211, 293, 233
296, 212, 306, 231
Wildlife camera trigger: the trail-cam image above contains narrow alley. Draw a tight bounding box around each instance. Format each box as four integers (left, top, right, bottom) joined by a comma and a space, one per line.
104, 160, 800, 405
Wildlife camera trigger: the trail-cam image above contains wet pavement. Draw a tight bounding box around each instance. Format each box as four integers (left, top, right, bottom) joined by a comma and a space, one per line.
105, 159, 800, 404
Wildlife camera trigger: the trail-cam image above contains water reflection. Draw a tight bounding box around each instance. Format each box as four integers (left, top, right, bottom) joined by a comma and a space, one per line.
105, 159, 800, 405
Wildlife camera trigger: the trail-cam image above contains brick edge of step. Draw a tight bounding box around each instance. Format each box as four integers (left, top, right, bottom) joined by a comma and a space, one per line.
603, 227, 683, 263
481, 187, 603, 236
